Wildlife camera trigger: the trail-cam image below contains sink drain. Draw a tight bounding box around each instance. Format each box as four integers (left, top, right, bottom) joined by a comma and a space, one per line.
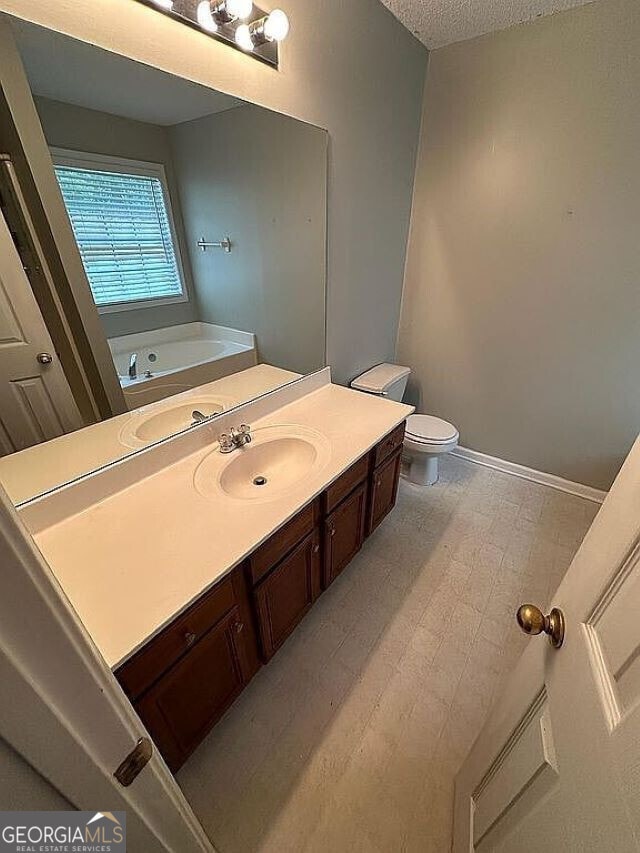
253, 476, 268, 487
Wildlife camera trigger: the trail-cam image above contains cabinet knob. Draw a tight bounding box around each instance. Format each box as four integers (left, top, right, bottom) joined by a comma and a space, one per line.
376, 478, 382, 487
312, 543, 320, 554
329, 526, 336, 538
234, 621, 244, 634
184, 631, 197, 647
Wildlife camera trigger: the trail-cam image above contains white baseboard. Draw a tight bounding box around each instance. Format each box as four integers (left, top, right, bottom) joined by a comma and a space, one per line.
451, 446, 607, 504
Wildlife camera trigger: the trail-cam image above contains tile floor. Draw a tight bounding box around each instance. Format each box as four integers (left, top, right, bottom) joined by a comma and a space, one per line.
177, 456, 599, 853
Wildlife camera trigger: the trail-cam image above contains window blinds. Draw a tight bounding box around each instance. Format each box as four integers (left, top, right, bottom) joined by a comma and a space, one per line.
55, 165, 184, 307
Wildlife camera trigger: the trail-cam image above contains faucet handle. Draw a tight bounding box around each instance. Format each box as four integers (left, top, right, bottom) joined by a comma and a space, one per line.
218, 432, 235, 453
238, 424, 251, 434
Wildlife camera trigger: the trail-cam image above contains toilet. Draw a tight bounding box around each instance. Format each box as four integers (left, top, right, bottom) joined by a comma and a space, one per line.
351, 363, 459, 485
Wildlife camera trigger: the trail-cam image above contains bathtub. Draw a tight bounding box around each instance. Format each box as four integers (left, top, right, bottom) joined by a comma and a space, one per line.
109, 322, 257, 409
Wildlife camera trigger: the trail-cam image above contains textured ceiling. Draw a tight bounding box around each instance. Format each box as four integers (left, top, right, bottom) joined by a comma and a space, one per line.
379, 0, 597, 49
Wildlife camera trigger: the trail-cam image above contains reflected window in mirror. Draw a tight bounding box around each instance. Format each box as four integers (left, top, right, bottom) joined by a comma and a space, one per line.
53, 150, 188, 313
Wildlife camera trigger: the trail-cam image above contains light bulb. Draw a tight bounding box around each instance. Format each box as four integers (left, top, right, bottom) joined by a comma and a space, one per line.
197, 0, 218, 32
235, 23, 254, 51
151, 0, 174, 8
264, 9, 289, 41
227, 0, 253, 20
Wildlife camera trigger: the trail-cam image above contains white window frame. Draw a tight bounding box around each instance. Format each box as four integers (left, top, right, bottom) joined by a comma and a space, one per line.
51, 148, 190, 314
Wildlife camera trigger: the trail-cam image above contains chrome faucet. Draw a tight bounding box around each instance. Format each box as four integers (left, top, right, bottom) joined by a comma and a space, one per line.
218, 424, 252, 453
128, 353, 138, 380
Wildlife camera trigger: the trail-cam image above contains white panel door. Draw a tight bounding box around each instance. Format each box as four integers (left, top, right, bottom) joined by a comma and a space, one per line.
0, 205, 82, 455
454, 438, 640, 852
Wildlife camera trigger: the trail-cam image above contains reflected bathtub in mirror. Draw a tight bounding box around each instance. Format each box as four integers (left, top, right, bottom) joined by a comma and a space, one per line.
109, 322, 257, 408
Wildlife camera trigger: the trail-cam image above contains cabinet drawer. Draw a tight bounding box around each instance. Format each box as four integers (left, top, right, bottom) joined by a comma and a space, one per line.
325, 453, 370, 513
373, 422, 406, 468
116, 575, 236, 702
248, 498, 320, 586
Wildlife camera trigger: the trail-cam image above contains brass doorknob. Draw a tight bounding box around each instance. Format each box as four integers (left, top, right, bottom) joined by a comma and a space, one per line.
516, 604, 565, 649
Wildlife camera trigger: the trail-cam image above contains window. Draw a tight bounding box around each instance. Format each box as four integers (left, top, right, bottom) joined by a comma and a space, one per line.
53, 150, 187, 311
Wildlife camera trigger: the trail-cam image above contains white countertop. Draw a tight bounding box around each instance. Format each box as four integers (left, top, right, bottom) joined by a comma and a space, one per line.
0, 364, 299, 506
31, 379, 412, 670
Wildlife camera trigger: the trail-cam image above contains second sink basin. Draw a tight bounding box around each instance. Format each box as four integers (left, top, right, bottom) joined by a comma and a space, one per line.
120, 395, 238, 448
195, 424, 331, 501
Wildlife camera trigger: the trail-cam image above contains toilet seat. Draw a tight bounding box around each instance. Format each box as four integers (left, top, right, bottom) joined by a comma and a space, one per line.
405, 414, 459, 446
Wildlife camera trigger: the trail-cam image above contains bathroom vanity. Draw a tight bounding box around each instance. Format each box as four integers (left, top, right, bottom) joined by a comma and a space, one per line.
115, 422, 405, 770
19, 371, 412, 773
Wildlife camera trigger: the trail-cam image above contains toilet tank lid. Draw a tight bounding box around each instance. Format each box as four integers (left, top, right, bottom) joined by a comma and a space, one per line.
351, 363, 411, 394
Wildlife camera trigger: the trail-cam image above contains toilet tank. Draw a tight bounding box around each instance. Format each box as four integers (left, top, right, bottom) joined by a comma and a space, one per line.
350, 363, 411, 402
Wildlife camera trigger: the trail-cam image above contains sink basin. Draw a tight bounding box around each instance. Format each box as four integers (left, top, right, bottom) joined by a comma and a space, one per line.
120, 395, 238, 448
194, 424, 331, 501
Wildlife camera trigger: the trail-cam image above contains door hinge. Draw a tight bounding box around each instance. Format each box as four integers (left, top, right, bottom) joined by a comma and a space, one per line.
114, 737, 153, 787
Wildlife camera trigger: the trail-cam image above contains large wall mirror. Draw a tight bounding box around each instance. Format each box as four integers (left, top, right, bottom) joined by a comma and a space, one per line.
0, 17, 327, 505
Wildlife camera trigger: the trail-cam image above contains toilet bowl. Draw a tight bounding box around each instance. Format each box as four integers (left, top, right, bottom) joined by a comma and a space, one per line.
350, 363, 459, 486
403, 414, 459, 485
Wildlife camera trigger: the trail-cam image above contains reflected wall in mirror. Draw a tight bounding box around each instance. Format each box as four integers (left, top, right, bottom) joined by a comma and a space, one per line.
0, 17, 327, 505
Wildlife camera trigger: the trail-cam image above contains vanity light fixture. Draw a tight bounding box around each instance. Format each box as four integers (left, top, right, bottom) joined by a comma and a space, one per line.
197, 0, 252, 30
135, 0, 287, 68
196, 0, 219, 32
212, 0, 253, 23
235, 8, 289, 51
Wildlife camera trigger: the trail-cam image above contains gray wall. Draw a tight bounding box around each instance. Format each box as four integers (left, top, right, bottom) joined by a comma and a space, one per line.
2, 0, 428, 386
0, 735, 73, 810
398, 0, 640, 491
170, 105, 327, 374
34, 96, 198, 338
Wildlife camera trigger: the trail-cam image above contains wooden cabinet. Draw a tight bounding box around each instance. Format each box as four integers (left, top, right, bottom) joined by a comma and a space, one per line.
116, 422, 406, 770
368, 449, 402, 536
247, 499, 320, 586
254, 530, 321, 661
372, 422, 405, 468
324, 481, 367, 588
134, 607, 246, 771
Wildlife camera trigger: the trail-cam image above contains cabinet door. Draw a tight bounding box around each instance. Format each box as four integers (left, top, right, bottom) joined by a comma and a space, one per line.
254, 530, 321, 661
324, 481, 367, 588
368, 449, 402, 536
135, 607, 245, 771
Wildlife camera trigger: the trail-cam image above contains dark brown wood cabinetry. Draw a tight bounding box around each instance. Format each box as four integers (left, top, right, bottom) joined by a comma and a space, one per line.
368, 448, 402, 536
116, 422, 405, 770
254, 530, 321, 661
324, 482, 367, 588
135, 608, 246, 771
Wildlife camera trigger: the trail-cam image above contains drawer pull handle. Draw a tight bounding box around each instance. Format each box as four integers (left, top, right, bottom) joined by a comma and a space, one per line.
376, 478, 382, 487
312, 543, 320, 554
234, 621, 244, 634
184, 631, 197, 647
329, 526, 336, 537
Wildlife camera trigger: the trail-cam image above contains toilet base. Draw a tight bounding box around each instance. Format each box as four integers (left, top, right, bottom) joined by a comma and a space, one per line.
407, 454, 439, 486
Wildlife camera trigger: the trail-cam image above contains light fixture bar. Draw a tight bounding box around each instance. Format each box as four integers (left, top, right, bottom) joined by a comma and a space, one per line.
133, 0, 285, 69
